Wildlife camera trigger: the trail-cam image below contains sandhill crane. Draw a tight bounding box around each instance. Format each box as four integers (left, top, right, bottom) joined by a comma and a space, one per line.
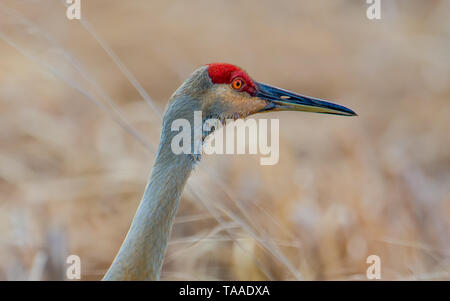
102, 63, 356, 280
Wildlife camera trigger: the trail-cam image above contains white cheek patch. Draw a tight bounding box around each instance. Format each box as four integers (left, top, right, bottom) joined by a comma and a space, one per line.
216, 86, 228, 93
213, 85, 242, 105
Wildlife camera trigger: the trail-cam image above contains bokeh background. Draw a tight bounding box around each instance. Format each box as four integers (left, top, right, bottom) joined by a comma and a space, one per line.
0, 0, 449, 280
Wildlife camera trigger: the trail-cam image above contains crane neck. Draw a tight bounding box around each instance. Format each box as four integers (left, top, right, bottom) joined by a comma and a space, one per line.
103, 95, 199, 280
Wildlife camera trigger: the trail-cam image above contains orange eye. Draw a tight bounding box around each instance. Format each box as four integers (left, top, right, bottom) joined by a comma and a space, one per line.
231, 78, 244, 90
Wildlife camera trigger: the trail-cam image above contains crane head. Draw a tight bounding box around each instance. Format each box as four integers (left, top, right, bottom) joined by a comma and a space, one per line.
197, 63, 356, 120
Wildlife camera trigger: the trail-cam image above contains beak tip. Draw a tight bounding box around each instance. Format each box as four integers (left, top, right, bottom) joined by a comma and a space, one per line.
333, 107, 357, 116
342, 107, 357, 116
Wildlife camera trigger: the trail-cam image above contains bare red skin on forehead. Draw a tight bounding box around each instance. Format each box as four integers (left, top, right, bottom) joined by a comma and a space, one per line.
207, 63, 257, 96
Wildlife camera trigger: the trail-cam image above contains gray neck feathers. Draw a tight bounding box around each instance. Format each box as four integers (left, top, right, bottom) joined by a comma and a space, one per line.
103, 67, 210, 280
103, 67, 211, 280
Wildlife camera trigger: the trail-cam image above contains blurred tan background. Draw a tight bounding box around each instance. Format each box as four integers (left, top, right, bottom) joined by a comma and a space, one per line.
0, 0, 449, 280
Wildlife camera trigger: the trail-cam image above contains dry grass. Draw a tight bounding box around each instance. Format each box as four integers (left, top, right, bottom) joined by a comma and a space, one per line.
0, 0, 449, 280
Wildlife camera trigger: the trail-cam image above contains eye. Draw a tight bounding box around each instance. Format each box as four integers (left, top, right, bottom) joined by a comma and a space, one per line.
231, 78, 244, 90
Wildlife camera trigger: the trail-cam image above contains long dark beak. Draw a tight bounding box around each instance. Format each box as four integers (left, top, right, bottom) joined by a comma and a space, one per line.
255, 82, 357, 116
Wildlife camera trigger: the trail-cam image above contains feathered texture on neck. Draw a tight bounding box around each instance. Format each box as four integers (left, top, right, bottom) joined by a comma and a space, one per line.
102, 86, 209, 280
